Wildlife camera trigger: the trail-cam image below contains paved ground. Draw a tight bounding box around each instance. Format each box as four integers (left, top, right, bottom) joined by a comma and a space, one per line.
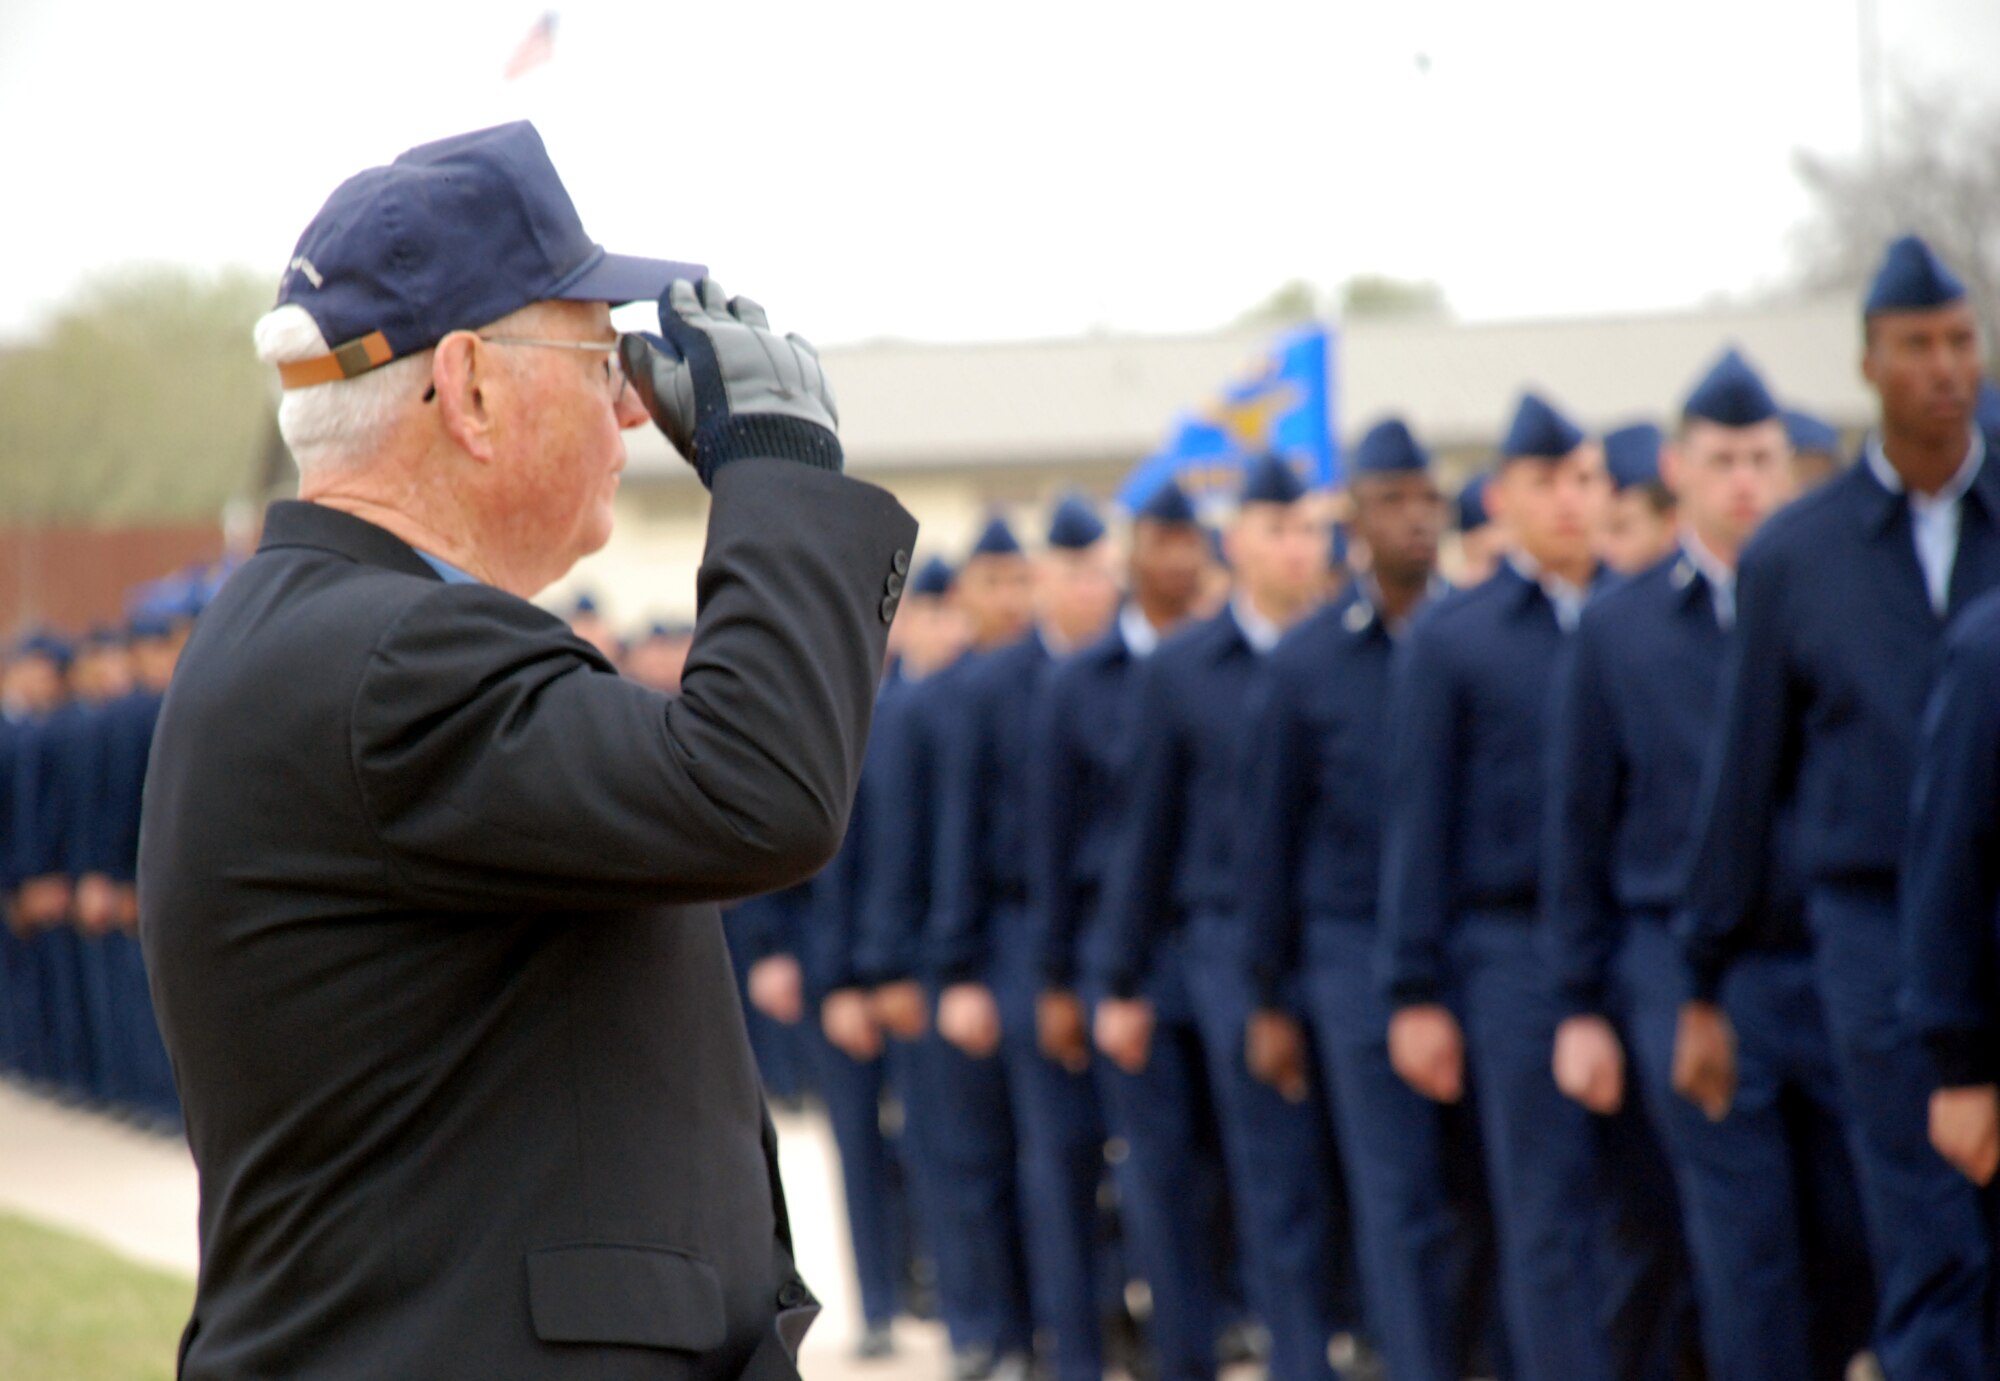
0, 1080, 948, 1380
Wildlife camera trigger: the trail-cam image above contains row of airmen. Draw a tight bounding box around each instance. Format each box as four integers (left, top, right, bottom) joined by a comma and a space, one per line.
0, 599, 196, 1125
722, 233, 2000, 1381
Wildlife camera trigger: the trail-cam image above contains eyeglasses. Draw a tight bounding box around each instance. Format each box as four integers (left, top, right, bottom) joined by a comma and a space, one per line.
421, 332, 629, 403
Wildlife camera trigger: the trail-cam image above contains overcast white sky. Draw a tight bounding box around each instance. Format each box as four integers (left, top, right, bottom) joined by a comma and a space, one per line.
2, 0, 1995, 347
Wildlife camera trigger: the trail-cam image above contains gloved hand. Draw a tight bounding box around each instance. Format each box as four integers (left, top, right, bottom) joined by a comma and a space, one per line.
619, 279, 842, 488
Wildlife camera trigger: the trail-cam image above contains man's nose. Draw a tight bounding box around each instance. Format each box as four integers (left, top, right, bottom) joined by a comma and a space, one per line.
615, 381, 650, 430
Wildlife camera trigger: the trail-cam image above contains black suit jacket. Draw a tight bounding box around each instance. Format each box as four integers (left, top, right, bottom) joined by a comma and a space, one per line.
140, 459, 916, 1379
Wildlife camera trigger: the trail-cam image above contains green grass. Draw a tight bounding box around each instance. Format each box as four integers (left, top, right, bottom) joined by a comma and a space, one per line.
0, 1212, 191, 1381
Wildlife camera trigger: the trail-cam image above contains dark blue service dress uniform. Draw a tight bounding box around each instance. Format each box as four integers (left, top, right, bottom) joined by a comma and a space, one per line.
12, 702, 93, 1097
1377, 561, 1619, 1381
1096, 602, 1349, 1381
1548, 549, 1871, 1381
797, 770, 911, 1337
1903, 586, 2000, 1096
1032, 609, 1233, 1381
1239, 585, 1504, 1381
85, 686, 181, 1121
932, 628, 1108, 1381
1684, 449, 2000, 1378
864, 652, 1033, 1363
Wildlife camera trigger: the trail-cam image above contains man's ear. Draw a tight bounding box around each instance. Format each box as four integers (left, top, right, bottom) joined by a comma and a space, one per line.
1660, 442, 1685, 498
433, 332, 498, 464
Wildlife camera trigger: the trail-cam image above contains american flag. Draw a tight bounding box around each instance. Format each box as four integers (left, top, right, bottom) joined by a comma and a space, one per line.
503, 12, 558, 80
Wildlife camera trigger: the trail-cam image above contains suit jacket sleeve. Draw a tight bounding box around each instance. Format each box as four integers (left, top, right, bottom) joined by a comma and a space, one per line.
1541, 623, 1624, 1018
1377, 620, 1461, 1007
352, 459, 916, 912
1901, 617, 2000, 1087
1678, 541, 1796, 1000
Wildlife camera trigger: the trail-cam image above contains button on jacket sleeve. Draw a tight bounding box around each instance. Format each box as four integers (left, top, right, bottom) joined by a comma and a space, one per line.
352, 459, 915, 911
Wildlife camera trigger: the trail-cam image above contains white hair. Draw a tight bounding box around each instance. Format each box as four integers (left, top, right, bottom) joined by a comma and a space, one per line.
253, 305, 432, 476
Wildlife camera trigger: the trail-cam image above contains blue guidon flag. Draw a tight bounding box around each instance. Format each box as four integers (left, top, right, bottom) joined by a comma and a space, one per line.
1118, 322, 1339, 513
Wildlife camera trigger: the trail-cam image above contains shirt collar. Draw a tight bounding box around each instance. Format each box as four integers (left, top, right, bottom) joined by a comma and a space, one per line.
1229, 595, 1285, 654
415, 550, 481, 585
1678, 528, 1734, 593
1863, 427, 1985, 511
1118, 603, 1162, 658
1344, 574, 1445, 638
1503, 551, 1593, 619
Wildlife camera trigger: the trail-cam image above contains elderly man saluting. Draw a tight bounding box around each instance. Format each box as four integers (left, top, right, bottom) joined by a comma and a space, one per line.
139, 122, 917, 1381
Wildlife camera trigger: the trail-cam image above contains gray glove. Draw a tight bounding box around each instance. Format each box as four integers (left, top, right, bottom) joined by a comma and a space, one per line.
619, 279, 842, 488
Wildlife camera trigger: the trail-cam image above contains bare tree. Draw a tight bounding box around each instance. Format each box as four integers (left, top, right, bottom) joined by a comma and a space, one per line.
1791, 83, 2000, 344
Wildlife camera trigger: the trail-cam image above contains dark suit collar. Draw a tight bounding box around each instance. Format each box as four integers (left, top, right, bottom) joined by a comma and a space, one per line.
259, 500, 443, 583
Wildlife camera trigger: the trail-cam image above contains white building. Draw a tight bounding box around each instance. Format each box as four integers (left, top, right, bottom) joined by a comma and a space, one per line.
558, 298, 1868, 627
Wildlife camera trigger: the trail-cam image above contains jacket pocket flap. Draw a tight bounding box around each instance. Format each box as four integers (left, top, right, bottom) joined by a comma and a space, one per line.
526, 1244, 726, 1352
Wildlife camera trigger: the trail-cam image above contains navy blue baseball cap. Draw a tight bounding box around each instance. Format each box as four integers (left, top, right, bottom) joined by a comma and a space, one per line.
274, 121, 705, 389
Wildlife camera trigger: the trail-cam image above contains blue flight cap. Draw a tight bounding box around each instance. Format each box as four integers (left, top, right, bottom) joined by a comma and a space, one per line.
1500, 391, 1585, 461
569, 591, 600, 618
1239, 453, 1306, 505
1603, 423, 1665, 491
1683, 348, 1779, 427
84, 623, 127, 650
1047, 494, 1107, 550
1864, 234, 1966, 318
1782, 407, 1841, 455
1978, 380, 2000, 437
1353, 417, 1431, 476
911, 556, 956, 597
644, 620, 693, 641
1134, 479, 1198, 526
15, 630, 73, 671
1456, 474, 1492, 532
969, 516, 1023, 558
274, 121, 705, 390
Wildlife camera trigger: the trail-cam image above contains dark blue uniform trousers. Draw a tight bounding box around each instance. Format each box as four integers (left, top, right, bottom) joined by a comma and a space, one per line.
1185, 911, 1348, 1381
1589, 923, 1702, 1381
991, 903, 1111, 1381
918, 1010, 1035, 1359
804, 1021, 906, 1330
1630, 937, 1874, 1381
1303, 917, 1507, 1381
1452, 912, 1613, 1381
1090, 934, 1234, 1381
1808, 884, 1993, 1380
